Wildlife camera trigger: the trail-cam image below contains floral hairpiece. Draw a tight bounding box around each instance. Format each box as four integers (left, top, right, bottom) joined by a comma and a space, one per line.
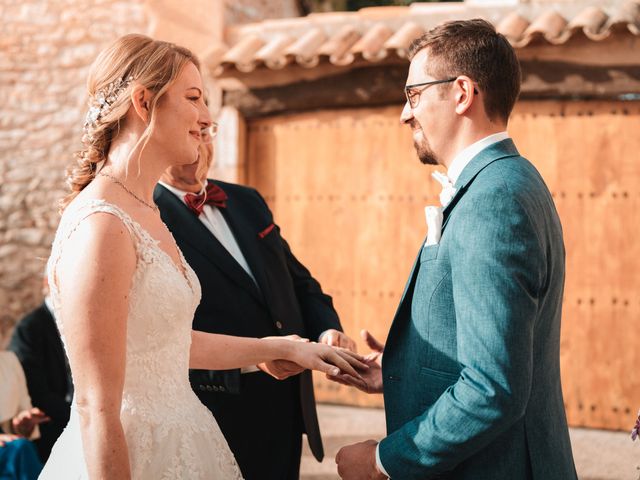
83, 75, 135, 135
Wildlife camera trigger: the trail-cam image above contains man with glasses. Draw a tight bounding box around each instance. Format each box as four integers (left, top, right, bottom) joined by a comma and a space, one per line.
154, 123, 356, 480
333, 19, 577, 480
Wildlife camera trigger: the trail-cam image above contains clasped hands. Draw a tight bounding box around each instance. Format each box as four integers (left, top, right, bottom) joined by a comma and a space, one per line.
258, 329, 361, 381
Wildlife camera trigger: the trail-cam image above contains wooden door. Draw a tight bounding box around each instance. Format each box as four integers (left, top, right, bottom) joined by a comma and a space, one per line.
245, 101, 640, 430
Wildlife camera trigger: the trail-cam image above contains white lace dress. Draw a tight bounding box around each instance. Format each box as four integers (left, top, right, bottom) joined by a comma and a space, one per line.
39, 199, 243, 479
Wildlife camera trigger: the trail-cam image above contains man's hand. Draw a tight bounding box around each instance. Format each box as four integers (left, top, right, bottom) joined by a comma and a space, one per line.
11, 407, 50, 438
258, 359, 305, 380
326, 330, 384, 394
319, 329, 358, 352
335, 439, 387, 480
258, 334, 309, 380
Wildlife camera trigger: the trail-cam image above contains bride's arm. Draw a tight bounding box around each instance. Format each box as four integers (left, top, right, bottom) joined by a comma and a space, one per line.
190, 332, 366, 379
56, 214, 134, 480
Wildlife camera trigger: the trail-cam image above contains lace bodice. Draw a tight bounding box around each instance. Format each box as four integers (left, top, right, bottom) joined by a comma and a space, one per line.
42, 199, 242, 479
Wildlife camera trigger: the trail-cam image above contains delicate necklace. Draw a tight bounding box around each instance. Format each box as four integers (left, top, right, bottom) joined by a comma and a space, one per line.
98, 172, 159, 213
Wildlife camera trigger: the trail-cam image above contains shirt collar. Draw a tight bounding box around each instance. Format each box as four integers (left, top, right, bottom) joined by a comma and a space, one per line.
44, 295, 56, 320
158, 180, 205, 205
447, 131, 510, 185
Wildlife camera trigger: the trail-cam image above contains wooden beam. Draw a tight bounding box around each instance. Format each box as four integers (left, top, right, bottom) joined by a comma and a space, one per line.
520, 61, 640, 100
223, 62, 640, 118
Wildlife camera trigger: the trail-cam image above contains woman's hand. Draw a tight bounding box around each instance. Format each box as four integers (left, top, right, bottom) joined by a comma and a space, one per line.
258, 335, 308, 380
284, 339, 369, 384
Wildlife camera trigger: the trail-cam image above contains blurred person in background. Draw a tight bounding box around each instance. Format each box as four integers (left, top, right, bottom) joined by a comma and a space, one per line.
0, 350, 49, 480
9, 272, 73, 462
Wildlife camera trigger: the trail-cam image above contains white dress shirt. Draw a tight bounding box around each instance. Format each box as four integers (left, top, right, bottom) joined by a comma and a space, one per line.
158, 181, 257, 285
376, 131, 510, 478
447, 131, 510, 185
159, 181, 260, 373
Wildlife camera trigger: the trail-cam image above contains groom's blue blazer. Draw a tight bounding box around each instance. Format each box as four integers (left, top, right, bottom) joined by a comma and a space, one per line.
379, 139, 577, 479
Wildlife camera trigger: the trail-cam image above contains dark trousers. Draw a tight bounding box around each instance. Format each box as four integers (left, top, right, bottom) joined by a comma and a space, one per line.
197, 372, 304, 480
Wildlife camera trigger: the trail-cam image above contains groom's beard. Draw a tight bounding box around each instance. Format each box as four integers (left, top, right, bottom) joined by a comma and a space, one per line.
410, 121, 439, 165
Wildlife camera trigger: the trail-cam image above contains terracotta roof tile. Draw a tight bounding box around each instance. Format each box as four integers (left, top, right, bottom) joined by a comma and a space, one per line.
211, 1, 640, 74
385, 21, 425, 58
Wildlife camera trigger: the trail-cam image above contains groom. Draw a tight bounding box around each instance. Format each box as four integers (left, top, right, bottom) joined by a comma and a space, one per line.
154, 126, 355, 480
333, 19, 577, 479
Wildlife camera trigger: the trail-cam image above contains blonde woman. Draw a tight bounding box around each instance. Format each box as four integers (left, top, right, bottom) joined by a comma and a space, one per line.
40, 34, 364, 480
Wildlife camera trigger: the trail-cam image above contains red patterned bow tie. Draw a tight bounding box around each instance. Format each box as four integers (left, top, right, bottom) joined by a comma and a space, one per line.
184, 181, 228, 215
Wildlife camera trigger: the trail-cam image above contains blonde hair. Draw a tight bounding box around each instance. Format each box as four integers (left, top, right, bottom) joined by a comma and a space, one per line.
61, 34, 200, 211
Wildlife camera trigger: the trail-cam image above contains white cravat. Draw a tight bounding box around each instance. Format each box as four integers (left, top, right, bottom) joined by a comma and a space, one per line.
158, 181, 257, 285
423, 132, 510, 247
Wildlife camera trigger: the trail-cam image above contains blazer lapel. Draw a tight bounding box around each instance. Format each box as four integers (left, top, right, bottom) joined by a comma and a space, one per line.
388, 139, 521, 338
154, 185, 263, 302
218, 204, 273, 304
441, 138, 521, 232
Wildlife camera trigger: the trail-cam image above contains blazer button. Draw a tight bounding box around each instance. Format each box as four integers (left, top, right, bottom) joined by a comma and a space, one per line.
219, 386, 226, 392
212, 386, 219, 392
276, 321, 283, 329
206, 385, 214, 392
199, 385, 206, 391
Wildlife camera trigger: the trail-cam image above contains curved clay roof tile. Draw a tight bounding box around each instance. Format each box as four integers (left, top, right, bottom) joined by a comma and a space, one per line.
254, 34, 294, 70
319, 25, 361, 66
353, 23, 394, 61
385, 21, 424, 58
521, 10, 569, 46
568, 6, 610, 40
608, 0, 640, 35
221, 35, 265, 72
496, 12, 531, 44
285, 28, 326, 68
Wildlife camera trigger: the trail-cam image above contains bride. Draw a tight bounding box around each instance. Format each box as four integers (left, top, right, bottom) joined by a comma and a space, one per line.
39, 34, 365, 479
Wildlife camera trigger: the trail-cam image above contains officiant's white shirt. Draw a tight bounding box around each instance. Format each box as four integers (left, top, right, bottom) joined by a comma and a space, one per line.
158, 181, 257, 285
376, 130, 510, 477
159, 181, 336, 350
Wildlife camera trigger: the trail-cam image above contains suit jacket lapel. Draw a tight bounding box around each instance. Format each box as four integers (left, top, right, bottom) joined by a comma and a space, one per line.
218, 203, 273, 304
388, 139, 521, 337
154, 185, 263, 302
441, 138, 521, 232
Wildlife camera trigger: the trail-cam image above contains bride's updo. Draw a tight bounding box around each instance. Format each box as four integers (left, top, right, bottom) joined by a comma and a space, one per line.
61, 34, 200, 210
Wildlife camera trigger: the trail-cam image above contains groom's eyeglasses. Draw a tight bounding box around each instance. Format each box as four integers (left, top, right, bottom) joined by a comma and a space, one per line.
404, 78, 457, 108
404, 78, 479, 109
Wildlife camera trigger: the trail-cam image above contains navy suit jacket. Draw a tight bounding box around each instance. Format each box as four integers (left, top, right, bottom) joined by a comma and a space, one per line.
154, 180, 342, 464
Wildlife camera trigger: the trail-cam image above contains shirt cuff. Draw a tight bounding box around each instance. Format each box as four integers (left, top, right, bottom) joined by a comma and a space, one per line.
376, 443, 390, 478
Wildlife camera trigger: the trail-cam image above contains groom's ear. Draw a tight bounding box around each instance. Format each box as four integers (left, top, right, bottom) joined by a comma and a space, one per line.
454, 76, 476, 116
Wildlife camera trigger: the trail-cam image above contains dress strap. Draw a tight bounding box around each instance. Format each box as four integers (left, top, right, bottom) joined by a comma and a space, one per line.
48, 199, 146, 293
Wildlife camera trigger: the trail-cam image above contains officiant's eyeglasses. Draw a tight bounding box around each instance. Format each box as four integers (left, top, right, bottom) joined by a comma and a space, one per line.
201, 122, 218, 141
404, 78, 478, 108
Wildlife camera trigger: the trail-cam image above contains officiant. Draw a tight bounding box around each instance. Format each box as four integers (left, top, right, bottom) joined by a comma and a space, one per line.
154, 123, 355, 479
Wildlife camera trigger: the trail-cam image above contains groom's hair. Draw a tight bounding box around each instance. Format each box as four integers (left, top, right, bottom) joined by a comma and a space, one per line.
408, 19, 521, 124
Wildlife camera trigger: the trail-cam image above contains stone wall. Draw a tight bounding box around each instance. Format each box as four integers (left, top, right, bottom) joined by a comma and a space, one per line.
0, 0, 148, 346
0, 0, 302, 346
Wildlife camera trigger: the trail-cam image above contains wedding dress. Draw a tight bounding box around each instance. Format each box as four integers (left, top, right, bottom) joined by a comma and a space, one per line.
40, 199, 243, 479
